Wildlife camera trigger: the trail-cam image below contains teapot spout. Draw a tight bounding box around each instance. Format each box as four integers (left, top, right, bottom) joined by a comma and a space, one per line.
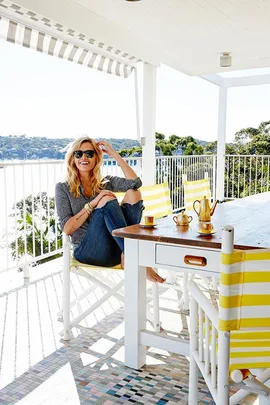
210, 200, 219, 216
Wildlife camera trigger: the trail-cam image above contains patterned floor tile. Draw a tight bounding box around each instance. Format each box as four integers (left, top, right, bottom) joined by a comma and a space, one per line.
0, 268, 261, 404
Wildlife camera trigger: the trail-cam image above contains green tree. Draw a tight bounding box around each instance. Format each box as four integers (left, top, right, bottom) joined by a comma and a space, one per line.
156, 140, 176, 156
155, 132, 165, 141
9, 192, 62, 264
205, 141, 217, 154
184, 141, 203, 155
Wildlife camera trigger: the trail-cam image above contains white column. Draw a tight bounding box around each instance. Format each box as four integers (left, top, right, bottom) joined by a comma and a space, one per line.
141, 63, 156, 186
216, 86, 227, 201
124, 238, 146, 369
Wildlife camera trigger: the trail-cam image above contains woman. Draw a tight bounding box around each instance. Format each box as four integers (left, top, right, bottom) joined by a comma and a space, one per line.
55, 136, 165, 283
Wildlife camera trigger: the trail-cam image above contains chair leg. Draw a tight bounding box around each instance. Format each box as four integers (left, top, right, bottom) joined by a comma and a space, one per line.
217, 332, 230, 405
152, 283, 161, 332
60, 278, 125, 333
189, 297, 199, 404
183, 273, 189, 310
62, 253, 71, 341
212, 276, 218, 291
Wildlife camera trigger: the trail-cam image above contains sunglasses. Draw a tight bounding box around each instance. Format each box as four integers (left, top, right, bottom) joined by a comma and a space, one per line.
73, 150, 96, 159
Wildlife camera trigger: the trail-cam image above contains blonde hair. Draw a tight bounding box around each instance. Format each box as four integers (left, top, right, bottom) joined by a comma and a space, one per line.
65, 136, 104, 198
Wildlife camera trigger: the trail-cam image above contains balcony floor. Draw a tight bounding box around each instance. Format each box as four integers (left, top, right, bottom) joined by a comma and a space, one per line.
0, 261, 258, 405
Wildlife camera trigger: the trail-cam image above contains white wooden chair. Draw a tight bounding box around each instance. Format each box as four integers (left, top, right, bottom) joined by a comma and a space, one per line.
60, 183, 173, 340
188, 225, 270, 404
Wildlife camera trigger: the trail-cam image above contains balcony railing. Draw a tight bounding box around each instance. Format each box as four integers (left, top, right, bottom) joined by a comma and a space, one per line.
1, 154, 269, 274
224, 155, 270, 199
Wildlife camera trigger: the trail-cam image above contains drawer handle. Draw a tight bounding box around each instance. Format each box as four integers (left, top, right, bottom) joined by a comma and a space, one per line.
184, 255, 207, 267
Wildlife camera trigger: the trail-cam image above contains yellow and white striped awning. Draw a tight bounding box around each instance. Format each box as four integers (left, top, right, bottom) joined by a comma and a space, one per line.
0, 0, 142, 78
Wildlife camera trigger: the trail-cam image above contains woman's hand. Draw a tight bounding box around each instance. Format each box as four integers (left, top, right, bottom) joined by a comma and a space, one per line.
97, 140, 117, 158
97, 139, 137, 180
91, 190, 116, 208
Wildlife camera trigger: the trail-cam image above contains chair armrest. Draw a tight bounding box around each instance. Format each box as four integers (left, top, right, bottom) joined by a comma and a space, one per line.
62, 233, 71, 259
187, 280, 218, 329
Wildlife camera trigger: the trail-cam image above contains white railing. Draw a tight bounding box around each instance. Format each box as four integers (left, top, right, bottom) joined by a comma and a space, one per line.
156, 155, 217, 210
0, 160, 65, 275
224, 155, 270, 199
3, 153, 269, 274
0, 158, 142, 274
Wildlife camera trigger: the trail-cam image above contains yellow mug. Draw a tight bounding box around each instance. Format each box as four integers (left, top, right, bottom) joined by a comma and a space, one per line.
144, 215, 155, 226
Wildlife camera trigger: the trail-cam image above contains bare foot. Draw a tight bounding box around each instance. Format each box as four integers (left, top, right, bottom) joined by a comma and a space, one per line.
146, 267, 166, 283
120, 255, 165, 284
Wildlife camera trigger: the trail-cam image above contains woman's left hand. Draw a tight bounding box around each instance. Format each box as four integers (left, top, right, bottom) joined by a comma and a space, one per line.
97, 140, 116, 158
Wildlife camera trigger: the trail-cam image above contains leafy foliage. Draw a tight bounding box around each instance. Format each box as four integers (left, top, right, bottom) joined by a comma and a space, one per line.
9, 193, 62, 264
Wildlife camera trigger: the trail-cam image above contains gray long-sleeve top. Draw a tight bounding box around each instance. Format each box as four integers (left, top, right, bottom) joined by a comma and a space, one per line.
55, 175, 142, 246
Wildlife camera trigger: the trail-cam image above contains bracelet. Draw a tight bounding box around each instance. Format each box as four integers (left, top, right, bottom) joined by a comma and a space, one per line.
84, 202, 94, 215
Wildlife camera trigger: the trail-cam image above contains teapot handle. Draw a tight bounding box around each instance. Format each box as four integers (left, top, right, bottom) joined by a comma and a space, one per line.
173, 216, 178, 224
193, 200, 200, 216
188, 216, 193, 223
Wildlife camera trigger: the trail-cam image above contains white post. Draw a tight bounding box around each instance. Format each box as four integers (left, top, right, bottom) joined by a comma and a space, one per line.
217, 225, 234, 405
141, 63, 156, 186
124, 238, 146, 369
216, 86, 227, 201
23, 262, 30, 279
62, 234, 71, 341
189, 296, 199, 404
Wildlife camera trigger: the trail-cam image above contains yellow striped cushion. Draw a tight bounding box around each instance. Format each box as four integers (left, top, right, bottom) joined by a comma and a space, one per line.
70, 257, 123, 271
230, 330, 270, 371
205, 324, 270, 371
116, 182, 172, 220
184, 178, 211, 212
219, 249, 270, 332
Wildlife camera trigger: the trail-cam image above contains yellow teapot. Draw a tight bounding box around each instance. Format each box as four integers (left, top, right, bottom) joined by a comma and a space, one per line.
173, 210, 193, 226
193, 196, 219, 222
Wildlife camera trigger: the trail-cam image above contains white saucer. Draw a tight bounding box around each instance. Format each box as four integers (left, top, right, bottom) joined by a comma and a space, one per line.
139, 223, 157, 229
197, 229, 216, 236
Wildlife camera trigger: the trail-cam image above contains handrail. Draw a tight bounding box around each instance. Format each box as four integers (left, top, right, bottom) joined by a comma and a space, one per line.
1, 153, 270, 274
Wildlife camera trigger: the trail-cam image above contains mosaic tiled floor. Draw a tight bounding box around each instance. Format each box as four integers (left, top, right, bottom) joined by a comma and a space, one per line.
0, 262, 260, 404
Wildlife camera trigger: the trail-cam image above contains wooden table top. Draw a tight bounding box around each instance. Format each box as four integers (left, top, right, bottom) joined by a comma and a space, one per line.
113, 192, 270, 250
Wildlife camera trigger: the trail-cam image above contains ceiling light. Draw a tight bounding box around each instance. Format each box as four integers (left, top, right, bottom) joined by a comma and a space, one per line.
126, 0, 141, 2
220, 52, 232, 67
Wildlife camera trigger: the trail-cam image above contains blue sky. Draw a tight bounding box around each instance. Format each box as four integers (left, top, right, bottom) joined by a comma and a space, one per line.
0, 39, 270, 143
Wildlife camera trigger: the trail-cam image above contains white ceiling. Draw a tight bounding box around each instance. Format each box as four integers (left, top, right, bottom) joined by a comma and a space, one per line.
71, 0, 270, 76
12, 0, 270, 76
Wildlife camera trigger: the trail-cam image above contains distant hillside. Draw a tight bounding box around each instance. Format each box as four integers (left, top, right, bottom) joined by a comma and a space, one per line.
0, 135, 140, 160
195, 139, 208, 147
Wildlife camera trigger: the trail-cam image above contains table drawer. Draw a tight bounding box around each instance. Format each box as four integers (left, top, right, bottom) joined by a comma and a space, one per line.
155, 244, 220, 273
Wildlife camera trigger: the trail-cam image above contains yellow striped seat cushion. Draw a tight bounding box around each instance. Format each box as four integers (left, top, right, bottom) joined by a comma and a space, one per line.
184, 178, 211, 212
229, 330, 270, 371
116, 182, 172, 220
206, 324, 270, 371
70, 256, 123, 270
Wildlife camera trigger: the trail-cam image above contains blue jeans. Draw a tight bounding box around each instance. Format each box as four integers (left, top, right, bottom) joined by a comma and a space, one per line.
74, 199, 144, 267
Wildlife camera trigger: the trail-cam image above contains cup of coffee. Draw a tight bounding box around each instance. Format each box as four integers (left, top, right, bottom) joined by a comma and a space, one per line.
198, 221, 213, 233
144, 215, 155, 226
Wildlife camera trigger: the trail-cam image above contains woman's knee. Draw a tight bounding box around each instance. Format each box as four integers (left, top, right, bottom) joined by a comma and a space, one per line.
122, 189, 142, 205
96, 195, 117, 208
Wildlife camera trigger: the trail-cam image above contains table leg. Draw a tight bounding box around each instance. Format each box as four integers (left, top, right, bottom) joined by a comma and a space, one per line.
124, 238, 146, 369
